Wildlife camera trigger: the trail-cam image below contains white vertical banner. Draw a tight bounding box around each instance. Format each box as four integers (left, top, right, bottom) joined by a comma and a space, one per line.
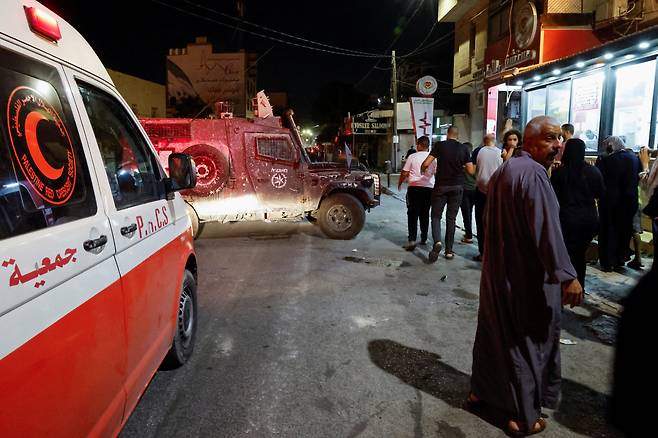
410, 97, 434, 140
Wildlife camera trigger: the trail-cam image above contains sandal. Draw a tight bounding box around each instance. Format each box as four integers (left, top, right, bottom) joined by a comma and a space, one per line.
462, 393, 484, 412
507, 418, 546, 437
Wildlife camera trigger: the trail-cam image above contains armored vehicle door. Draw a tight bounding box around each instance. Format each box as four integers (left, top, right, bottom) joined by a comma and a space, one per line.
245, 132, 305, 218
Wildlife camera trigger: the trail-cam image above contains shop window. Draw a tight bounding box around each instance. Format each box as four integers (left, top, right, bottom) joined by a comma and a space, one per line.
570, 72, 604, 152
547, 81, 571, 126
613, 60, 656, 151
526, 88, 546, 121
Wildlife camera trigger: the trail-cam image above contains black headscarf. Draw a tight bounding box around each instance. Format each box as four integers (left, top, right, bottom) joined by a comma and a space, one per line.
552, 138, 589, 209
561, 138, 586, 186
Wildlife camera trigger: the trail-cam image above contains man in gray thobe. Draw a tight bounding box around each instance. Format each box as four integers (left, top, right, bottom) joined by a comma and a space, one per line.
468, 116, 583, 435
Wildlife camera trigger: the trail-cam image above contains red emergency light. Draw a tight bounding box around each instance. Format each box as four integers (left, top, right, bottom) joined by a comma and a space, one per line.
24, 6, 61, 42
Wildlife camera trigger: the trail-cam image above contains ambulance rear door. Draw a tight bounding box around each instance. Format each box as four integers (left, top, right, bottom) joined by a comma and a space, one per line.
0, 42, 127, 437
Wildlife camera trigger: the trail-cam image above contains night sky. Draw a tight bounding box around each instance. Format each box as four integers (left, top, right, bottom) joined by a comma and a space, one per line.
39, 0, 457, 123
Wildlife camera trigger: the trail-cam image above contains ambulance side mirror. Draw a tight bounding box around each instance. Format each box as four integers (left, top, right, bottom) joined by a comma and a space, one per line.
165, 153, 197, 197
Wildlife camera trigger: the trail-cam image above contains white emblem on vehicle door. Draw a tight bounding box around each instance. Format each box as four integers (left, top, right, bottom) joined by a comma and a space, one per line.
271, 170, 287, 189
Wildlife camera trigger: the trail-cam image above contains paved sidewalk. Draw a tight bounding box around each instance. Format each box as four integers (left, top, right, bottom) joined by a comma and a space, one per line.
380, 173, 651, 322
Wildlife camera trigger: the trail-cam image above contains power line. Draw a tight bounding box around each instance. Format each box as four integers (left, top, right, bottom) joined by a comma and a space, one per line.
400, 21, 438, 60
399, 29, 455, 58
354, 0, 426, 88
151, 0, 389, 58
179, 0, 380, 57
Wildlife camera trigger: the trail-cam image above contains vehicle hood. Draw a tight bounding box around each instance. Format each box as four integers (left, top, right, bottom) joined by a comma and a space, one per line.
308, 162, 369, 179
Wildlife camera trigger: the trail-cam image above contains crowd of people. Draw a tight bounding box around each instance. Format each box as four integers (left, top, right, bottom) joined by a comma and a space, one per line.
397, 116, 657, 436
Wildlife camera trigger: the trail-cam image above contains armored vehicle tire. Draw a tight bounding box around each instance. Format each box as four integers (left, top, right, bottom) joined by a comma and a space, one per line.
318, 193, 365, 240
183, 144, 229, 196
162, 269, 197, 369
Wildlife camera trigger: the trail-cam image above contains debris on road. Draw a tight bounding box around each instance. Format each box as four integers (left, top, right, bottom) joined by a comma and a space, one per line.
342, 256, 410, 268
585, 315, 618, 345
560, 339, 577, 345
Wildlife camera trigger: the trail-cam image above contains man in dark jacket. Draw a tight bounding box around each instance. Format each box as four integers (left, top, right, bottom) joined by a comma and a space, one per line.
596, 136, 640, 271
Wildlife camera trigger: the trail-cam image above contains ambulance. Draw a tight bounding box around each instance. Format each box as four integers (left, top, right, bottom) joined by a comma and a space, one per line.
1, 1, 199, 436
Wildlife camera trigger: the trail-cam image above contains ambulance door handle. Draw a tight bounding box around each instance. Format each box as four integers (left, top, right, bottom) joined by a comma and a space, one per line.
83, 235, 108, 252
121, 223, 137, 236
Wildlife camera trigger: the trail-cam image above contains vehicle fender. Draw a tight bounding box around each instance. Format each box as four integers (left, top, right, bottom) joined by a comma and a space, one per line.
319, 185, 370, 208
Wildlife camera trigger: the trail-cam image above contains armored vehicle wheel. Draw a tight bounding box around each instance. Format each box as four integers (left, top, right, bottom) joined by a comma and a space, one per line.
183, 144, 229, 196
318, 193, 365, 240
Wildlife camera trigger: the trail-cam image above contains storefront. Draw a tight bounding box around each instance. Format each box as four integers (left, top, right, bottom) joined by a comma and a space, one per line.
513, 26, 658, 153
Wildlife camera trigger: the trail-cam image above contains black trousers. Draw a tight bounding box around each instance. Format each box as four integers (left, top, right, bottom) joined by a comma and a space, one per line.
474, 189, 487, 256
599, 198, 637, 268
563, 222, 598, 288
407, 186, 432, 242
460, 189, 476, 238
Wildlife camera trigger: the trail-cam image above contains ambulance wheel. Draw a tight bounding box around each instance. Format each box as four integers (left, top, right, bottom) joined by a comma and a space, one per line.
163, 269, 197, 368
183, 144, 229, 196
186, 202, 200, 239
318, 193, 365, 240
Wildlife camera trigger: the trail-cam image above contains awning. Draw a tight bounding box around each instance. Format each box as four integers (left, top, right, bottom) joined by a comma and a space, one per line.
502, 25, 658, 87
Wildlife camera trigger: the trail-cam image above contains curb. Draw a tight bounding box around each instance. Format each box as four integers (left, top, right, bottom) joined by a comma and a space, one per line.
381, 186, 405, 203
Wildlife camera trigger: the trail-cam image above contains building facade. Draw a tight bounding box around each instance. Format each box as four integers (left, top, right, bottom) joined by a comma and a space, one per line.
107, 69, 166, 118
167, 37, 257, 118
439, 0, 658, 152
439, 0, 489, 145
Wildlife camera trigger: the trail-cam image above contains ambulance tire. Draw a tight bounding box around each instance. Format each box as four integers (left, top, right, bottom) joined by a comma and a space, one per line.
163, 269, 197, 369
183, 144, 229, 197
318, 193, 365, 240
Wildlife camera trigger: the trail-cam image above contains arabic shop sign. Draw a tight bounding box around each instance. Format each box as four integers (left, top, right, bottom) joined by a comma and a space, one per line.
351, 111, 391, 135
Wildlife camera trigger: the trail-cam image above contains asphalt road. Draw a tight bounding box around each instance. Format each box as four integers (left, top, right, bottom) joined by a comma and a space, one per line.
121, 193, 625, 438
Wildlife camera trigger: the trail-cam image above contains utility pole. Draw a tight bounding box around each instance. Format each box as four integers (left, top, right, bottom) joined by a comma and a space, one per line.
236, 0, 246, 49
391, 50, 398, 172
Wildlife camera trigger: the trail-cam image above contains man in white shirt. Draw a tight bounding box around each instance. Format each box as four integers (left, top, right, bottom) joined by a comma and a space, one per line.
473, 134, 503, 261
398, 136, 436, 250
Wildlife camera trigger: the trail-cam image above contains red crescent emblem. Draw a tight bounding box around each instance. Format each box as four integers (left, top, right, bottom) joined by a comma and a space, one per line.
25, 110, 64, 180
6, 86, 76, 205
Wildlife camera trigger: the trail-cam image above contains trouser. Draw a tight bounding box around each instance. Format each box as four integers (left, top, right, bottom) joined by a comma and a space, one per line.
406, 186, 432, 242
599, 198, 637, 268
431, 185, 464, 253
564, 222, 598, 289
474, 189, 487, 256
460, 189, 476, 238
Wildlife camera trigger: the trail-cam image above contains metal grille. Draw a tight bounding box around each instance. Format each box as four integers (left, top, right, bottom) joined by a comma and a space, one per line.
547, 0, 587, 14
141, 122, 191, 141
256, 137, 295, 161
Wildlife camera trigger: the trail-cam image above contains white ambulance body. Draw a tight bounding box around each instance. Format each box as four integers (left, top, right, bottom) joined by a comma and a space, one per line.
0, 1, 199, 436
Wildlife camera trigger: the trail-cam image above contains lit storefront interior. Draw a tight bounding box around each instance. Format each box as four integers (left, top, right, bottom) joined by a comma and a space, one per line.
511, 27, 658, 154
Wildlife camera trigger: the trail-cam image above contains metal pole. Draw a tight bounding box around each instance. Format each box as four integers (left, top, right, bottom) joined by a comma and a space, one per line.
391, 50, 398, 172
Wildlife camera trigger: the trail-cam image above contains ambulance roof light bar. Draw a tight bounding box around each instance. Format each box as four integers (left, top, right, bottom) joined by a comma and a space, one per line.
24, 6, 62, 42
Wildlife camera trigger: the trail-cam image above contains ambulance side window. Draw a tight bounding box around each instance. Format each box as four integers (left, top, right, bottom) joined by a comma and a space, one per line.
77, 82, 164, 210
0, 48, 96, 241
